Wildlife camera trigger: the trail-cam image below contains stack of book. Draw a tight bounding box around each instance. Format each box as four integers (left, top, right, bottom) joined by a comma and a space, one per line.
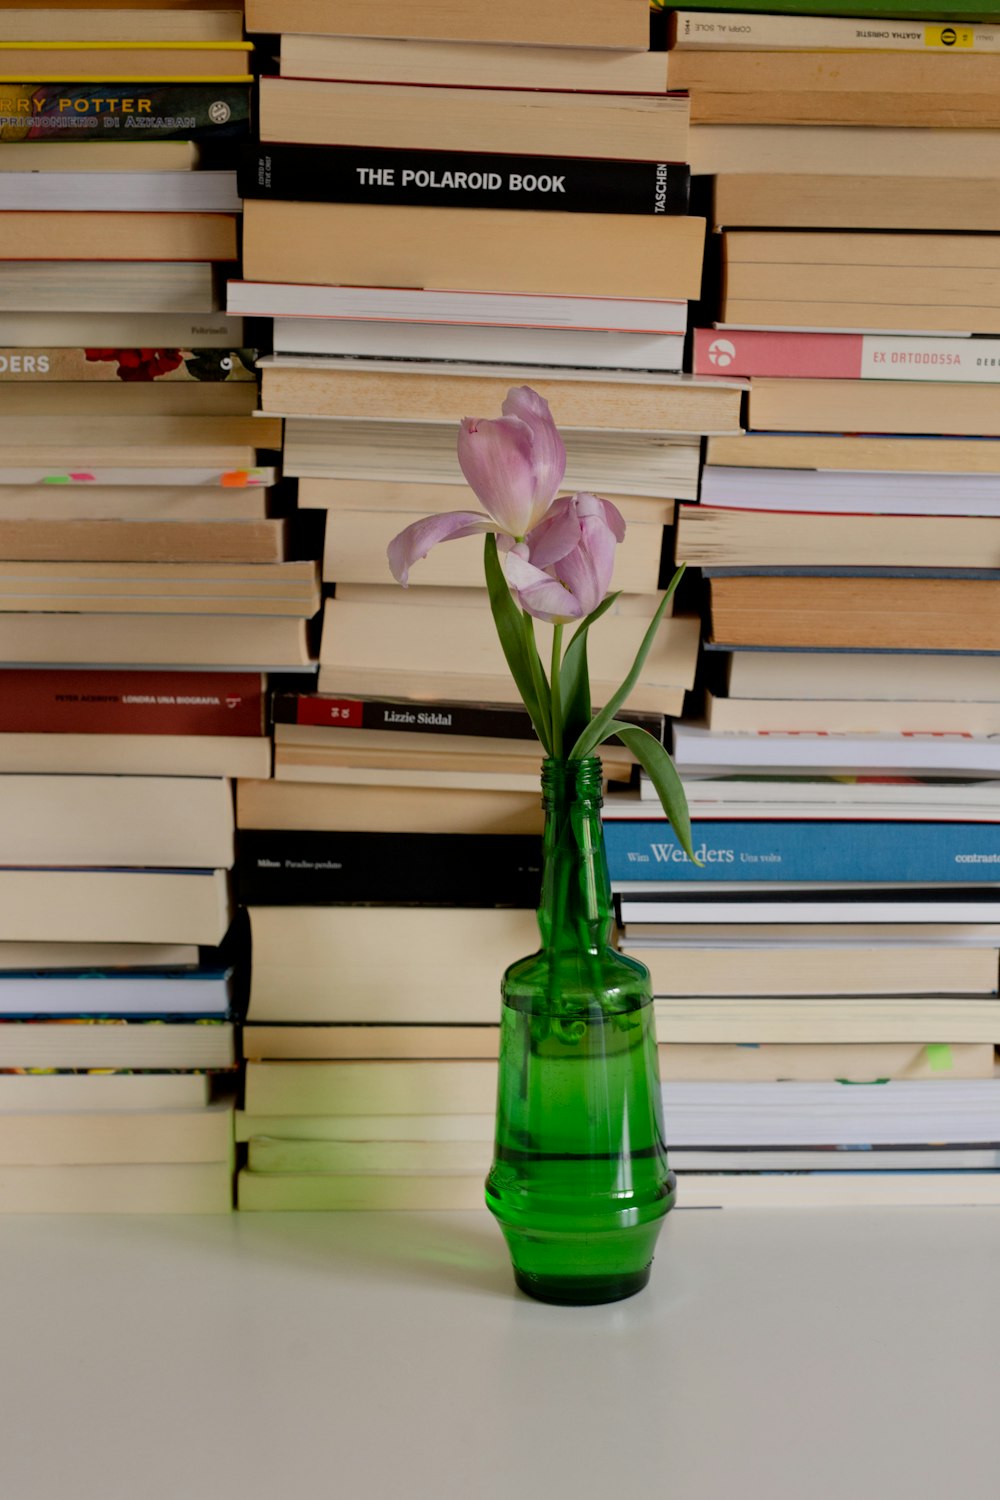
235, 690, 661, 1209
588, 0, 1000, 1206
0, 7, 322, 673
0, 773, 238, 1212
667, 4, 1000, 129
229, 0, 742, 1208
233, 0, 746, 698
0, 1, 282, 1212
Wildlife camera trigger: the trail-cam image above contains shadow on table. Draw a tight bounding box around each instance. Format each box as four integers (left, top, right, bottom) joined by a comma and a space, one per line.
123, 1206, 515, 1298
238, 1208, 513, 1297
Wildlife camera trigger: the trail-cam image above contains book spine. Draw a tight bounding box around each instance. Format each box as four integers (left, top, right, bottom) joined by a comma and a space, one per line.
0, 467, 276, 488
239, 144, 691, 216
0, 349, 257, 383
603, 818, 1000, 884
693, 328, 1000, 382
659, 0, 1000, 17
271, 694, 666, 741
0, 669, 264, 735
0, 83, 250, 141
273, 694, 538, 738
237, 830, 542, 907
704, 565, 1000, 579
671, 10, 1000, 50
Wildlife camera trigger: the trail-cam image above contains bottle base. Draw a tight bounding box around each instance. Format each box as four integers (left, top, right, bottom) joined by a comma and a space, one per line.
513, 1263, 651, 1307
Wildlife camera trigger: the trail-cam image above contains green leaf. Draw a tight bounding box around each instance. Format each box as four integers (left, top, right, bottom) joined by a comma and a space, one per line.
568, 565, 686, 761
559, 592, 620, 750
601, 720, 701, 866
483, 535, 552, 754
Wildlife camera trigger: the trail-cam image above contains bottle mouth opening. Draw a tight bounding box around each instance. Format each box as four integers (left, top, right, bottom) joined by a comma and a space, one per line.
540, 756, 605, 799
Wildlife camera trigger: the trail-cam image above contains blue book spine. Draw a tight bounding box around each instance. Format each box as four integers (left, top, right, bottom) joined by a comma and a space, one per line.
602, 819, 1000, 884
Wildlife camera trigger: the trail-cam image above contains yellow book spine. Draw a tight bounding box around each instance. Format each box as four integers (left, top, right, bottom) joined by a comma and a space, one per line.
0, 75, 254, 84
0, 42, 253, 53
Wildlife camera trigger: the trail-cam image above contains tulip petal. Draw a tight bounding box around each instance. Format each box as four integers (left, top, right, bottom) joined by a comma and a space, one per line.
550, 514, 619, 617
558, 491, 627, 542
523, 505, 582, 570
387, 510, 494, 586
503, 548, 583, 623
456, 415, 539, 537
591, 494, 627, 542
501, 386, 567, 528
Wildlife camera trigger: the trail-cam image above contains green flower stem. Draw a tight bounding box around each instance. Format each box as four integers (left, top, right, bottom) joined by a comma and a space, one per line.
550, 623, 564, 758
521, 612, 552, 745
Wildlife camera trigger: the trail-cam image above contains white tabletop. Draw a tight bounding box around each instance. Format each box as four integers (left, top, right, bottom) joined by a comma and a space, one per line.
3, 1206, 999, 1500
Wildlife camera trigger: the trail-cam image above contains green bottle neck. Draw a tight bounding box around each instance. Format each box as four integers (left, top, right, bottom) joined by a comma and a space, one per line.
537, 758, 613, 953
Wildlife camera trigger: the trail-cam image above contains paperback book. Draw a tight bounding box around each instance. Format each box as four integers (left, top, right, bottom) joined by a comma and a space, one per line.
655, 0, 1000, 22
0, 671, 265, 736
693, 329, 1000, 383
0, 349, 256, 385
671, 10, 1000, 48
602, 817, 1000, 885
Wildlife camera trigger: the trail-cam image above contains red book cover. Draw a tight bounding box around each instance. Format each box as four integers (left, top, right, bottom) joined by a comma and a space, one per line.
0, 671, 264, 736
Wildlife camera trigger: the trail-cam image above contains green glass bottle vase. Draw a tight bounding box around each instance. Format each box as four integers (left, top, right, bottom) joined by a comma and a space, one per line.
485, 756, 675, 1306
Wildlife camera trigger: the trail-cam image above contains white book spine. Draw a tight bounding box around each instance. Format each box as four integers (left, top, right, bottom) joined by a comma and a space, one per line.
0, 173, 242, 214
671, 11, 1000, 51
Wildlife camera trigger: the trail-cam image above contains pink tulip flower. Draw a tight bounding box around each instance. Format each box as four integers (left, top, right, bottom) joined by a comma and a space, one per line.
386, 385, 566, 586
502, 493, 626, 624
458, 385, 567, 537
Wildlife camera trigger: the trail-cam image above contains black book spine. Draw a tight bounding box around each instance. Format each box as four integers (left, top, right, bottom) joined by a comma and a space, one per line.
272, 694, 536, 738
1, 84, 251, 142
238, 144, 690, 216
271, 694, 667, 743
237, 830, 542, 907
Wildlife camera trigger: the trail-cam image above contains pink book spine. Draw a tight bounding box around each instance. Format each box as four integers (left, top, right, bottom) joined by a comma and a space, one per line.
692, 328, 862, 378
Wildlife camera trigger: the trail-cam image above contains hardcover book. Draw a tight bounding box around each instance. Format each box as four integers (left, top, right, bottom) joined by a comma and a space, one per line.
0, 83, 250, 141
236, 829, 541, 908
240, 144, 690, 217
270, 693, 665, 744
